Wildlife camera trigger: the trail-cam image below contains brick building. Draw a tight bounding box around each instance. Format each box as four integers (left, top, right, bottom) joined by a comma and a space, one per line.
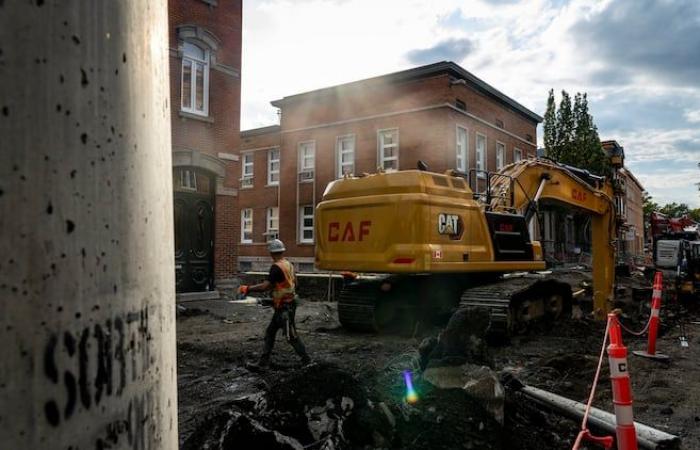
603, 140, 645, 258
169, 0, 242, 292
236, 62, 541, 271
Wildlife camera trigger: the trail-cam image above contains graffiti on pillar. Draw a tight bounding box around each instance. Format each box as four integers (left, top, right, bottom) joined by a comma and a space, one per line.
41, 306, 155, 446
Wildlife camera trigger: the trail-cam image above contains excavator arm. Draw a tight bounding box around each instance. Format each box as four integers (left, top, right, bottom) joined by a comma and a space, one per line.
488, 160, 617, 318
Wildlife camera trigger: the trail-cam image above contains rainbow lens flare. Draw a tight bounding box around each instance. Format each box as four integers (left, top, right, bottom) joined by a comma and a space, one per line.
403, 370, 419, 404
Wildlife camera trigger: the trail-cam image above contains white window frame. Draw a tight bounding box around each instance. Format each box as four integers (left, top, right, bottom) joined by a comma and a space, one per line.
299, 205, 314, 244
336, 134, 355, 178
298, 141, 315, 182
456, 126, 468, 172
241, 208, 253, 244
377, 128, 399, 172
496, 141, 505, 171
514, 148, 523, 163
475, 133, 487, 178
180, 42, 210, 116
179, 169, 197, 191
266, 207, 279, 239
241, 153, 254, 189
267, 147, 280, 186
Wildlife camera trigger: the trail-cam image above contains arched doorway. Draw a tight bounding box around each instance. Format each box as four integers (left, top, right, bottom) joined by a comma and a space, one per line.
174, 167, 215, 292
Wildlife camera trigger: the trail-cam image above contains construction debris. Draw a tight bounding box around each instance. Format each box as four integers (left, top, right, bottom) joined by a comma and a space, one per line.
177, 268, 700, 449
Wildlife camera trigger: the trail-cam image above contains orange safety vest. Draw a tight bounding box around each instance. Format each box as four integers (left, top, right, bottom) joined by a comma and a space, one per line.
272, 259, 296, 309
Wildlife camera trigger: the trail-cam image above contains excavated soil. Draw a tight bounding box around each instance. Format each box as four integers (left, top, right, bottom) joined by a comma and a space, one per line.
177, 270, 700, 449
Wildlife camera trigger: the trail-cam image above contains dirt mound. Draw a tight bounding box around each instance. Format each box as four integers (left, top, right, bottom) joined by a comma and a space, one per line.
182, 408, 304, 450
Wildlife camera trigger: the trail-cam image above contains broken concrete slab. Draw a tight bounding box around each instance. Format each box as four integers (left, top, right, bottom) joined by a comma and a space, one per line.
423, 364, 505, 424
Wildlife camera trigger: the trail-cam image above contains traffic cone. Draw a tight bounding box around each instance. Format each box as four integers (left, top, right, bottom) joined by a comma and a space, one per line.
607, 313, 639, 450
633, 271, 670, 361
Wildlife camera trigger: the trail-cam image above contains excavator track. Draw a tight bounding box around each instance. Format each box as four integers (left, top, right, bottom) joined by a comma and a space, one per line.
337, 274, 573, 336
459, 275, 572, 337
337, 281, 383, 332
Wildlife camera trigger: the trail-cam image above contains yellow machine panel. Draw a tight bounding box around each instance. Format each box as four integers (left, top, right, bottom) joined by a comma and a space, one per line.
315, 170, 545, 274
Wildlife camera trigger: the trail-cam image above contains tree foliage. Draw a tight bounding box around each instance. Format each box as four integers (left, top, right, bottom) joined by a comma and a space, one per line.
543, 90, 611, 177
644, 193, 700, 222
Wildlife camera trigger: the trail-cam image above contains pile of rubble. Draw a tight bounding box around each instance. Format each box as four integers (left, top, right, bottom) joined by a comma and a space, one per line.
182, 308, 507, 449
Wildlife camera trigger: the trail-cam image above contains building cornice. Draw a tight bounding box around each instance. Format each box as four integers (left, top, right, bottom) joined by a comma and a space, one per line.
278, 103, 536, 148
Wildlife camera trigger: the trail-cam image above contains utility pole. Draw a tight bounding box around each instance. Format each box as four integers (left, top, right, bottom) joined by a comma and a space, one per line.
0, 1, 177, 448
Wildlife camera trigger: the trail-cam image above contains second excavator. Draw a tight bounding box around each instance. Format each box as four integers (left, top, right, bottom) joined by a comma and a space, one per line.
314, 159, 618, 335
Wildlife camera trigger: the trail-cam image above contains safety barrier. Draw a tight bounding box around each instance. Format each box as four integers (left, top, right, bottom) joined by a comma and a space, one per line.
608, 313, 638, 450
572, 312, 638, 450
632, 271, 670, 361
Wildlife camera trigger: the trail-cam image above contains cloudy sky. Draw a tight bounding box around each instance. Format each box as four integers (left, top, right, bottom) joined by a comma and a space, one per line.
241, 0, 700, 207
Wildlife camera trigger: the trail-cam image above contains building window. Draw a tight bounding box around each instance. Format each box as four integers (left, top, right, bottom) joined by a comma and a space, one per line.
181, 42, 209, 116
456, 126, 468, 172
300, 205, 314, 243
475, 133, 486, 177
336, 135, 355, 177
179, 169, 197, 191
514, 148, 523, 162
298, 141, 315, 182
266, 207, 279, 239
241, 153, 253, 188
241, 209, 253, 243
456, 99, 466, 111
268, 148, 280, 185
378, 128, 399, 171
496, 142, 505, 170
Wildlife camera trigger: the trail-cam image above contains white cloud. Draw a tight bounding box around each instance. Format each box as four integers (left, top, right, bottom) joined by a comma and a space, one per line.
241, 0, 700, 206
685, 109, 700, 124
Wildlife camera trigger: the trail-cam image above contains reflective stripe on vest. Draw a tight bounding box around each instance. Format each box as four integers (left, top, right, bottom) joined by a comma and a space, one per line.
272, 259, 295, 308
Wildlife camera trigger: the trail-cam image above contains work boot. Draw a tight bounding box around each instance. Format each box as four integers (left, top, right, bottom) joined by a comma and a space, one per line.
246, 357, 270, 372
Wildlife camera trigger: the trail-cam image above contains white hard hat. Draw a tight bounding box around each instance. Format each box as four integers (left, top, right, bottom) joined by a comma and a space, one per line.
267, 238, 286, 253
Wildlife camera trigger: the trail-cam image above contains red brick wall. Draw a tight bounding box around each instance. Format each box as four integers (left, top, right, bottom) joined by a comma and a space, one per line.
237, 69, 539, 265
169, 0, 242, 281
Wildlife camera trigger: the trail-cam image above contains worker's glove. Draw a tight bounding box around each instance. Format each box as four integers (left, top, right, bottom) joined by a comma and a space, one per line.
238, 285, 249, 295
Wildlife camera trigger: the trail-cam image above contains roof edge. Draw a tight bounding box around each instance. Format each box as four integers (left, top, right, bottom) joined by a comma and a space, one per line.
240, 124, 280, 137
270, 61, 543, 123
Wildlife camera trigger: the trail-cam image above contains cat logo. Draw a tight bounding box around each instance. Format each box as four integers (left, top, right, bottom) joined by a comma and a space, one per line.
438, 213, 463, 239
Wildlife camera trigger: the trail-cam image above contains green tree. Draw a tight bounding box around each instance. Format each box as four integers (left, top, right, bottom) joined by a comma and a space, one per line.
543, 89, 558, 160
659, 202, 691, 217
542, 89, 610, 177
642, 192, 659, 217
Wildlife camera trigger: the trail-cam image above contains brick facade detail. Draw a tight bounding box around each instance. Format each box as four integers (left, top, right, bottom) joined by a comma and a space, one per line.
169, 0, 242, 287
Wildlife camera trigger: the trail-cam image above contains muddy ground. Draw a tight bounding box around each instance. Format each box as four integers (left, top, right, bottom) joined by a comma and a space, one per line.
176, 270, 700, 449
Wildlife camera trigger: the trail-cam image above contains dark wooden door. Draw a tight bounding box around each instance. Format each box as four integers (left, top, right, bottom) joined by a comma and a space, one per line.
174, 168, 214, 293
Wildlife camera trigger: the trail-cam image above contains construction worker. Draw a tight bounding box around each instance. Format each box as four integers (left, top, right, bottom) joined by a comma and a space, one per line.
239, 239, 311, 368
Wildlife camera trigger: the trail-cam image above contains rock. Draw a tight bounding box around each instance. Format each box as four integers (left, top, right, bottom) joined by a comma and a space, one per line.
423, 363, 505, 424
422, 307, 492, 369
183, 410, 304, 450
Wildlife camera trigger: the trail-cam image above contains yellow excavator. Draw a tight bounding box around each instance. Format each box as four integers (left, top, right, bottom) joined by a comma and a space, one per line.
314, 159, 617, 334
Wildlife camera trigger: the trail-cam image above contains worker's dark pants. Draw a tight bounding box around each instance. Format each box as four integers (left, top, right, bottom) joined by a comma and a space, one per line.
261, 303, 309, 362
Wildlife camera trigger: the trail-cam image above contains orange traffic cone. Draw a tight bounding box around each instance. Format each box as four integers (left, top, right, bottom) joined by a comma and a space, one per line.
633, 271, 670, 361
607, 313, 639, 450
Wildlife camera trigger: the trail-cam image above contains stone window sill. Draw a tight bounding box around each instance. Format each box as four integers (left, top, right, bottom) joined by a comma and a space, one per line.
179, 110, 215, 124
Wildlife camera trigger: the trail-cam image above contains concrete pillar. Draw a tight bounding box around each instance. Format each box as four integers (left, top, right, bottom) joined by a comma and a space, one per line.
0, 1, 177, 449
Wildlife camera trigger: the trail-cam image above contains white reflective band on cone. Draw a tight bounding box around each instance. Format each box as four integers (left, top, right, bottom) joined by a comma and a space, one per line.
652, 289, 662, 298
651, 308, 660, 318
614, 404, 635, 426
608, 357, 629, 377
